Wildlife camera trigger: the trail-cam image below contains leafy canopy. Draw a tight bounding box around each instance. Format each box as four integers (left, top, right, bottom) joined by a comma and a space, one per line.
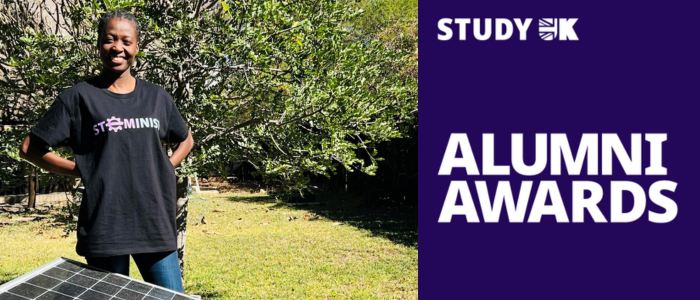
0, 0, 417, 191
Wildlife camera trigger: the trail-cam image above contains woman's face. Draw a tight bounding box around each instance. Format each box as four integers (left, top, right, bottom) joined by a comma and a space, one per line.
99, 17, 139, 74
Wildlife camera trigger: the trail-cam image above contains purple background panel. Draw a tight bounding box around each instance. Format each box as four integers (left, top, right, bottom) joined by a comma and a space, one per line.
419, 0, 700, 299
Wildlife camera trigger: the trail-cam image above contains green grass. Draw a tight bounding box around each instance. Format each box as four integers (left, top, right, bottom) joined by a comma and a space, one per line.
0, 192, 417, 299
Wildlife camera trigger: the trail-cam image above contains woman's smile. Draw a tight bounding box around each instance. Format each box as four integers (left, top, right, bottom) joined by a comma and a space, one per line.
110, 55, 126, 64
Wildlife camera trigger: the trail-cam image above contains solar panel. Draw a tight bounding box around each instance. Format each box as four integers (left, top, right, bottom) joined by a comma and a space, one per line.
0, 257, 198, 300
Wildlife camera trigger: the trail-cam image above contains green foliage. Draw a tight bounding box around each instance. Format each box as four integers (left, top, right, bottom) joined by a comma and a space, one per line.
348, 0, 418, 39
0, 0, 417, 192
348, 0, 418, 125
53, 190, 82, 235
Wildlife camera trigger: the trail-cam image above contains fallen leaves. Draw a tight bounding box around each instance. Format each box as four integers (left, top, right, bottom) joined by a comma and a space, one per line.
0, 216, 38, 224
1, 206, 23, 213
202, 230, 225, 236
304, 214, 322, 221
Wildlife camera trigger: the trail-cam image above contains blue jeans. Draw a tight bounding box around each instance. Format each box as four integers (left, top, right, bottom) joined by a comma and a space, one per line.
85, 250, 184, 292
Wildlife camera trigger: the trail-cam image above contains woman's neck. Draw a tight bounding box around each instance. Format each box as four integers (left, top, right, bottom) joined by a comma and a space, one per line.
98, 69, 136, 94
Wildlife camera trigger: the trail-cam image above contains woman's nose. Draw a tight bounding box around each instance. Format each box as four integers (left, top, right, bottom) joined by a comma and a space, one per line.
112, 41, 124, 52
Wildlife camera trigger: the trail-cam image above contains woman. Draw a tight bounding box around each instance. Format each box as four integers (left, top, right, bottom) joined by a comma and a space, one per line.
18, 10, 194, 292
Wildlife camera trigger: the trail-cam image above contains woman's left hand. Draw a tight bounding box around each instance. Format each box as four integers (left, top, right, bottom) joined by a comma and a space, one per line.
169, 131, 194, 168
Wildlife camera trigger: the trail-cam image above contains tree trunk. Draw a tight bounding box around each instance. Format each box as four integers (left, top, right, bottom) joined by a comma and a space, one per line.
175, 175, 189, 283
28, 168, 36, 208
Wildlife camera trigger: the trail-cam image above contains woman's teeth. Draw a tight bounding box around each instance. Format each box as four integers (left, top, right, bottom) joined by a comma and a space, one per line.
111, 57, 125, 63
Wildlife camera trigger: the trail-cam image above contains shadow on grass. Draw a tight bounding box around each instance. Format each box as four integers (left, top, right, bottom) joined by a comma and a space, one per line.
224, 191, 418, 249
0, 208, 74, 233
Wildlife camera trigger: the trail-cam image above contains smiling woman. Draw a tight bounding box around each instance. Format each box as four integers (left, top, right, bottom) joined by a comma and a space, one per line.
17, 9, 194, 293
98, 11, 140, 75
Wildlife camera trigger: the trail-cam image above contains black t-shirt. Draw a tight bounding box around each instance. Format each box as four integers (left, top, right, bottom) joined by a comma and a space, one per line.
31, 76, 190, 257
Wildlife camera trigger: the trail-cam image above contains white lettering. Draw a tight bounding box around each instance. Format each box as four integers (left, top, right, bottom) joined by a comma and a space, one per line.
495, 18, 513, 41
438, 133, 480, 175
475, 181, 532, 223
512, 133, 547, 176
558, 18, 579, 40
513, 18, 532, 40
551, 134, 598, 175
610, 181, 646, 222
528, 181, 569, 223
602, 134, 641, 175
437, 18, 453, 41
572, 181, 607, 222
473, 18, 492, 41
648, 180, 677, 223
483, 134, 509, 175
645, 134, 667, 175
438, 181, 480, 223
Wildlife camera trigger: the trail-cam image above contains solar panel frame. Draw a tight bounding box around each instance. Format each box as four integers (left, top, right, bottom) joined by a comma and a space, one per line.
0, 257, 198, 300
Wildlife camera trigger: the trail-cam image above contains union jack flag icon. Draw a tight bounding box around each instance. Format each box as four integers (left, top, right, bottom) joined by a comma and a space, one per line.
539, 18, 558, 40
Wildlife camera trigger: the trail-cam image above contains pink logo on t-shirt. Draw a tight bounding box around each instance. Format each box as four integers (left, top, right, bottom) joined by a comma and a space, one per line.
93, 116, 160, 135
106, 116, 123, 132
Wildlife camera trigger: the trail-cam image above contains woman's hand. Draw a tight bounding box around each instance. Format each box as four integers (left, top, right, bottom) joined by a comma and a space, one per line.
169, 131, 194, 168
18, 134, 81, 178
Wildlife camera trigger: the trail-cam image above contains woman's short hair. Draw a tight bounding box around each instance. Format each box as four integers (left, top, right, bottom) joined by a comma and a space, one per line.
97, 10, 141, 45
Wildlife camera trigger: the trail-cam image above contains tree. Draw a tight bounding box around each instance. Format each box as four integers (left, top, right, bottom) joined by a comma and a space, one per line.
342, 0, 419, 202
0, 0, 417, 277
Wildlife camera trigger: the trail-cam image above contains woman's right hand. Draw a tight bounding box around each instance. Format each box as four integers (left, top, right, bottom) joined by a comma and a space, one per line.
19, 134, 81, 178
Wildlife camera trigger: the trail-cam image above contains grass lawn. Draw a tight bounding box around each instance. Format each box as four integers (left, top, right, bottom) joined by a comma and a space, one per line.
0, 192, 417, 299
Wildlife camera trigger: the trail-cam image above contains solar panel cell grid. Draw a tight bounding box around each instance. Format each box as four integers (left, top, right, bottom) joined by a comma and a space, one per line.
75, 268, 107, 280
64, 275, 97, 288
0, 293, 25, 300
103, 274, 131, 287
55, 263, 82, 273
91, 281, 121, 294
0, 258, 198, 300
147, 288, 175, 299
36, 291, 73, 300
116, 288, 146, 300
25, 276, 61, 290
8, 283, 45, 298
126, 281, 152, 294
76, 289, 111, 300
41, 269, 73, 281
53, 282, 86, 297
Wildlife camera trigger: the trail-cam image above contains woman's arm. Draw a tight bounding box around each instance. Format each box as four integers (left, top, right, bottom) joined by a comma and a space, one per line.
169, 131, 194, 168
18, 134, 81, 177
